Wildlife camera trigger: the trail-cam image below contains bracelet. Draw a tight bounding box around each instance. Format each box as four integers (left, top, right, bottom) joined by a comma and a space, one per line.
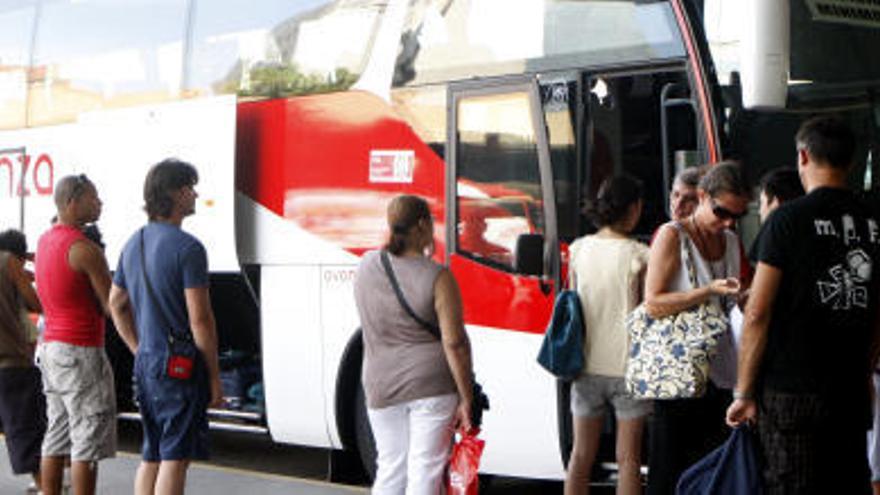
732, 390, 754, 401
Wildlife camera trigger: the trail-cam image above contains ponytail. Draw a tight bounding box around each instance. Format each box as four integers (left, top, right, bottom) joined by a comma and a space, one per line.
386, 224, 411, 255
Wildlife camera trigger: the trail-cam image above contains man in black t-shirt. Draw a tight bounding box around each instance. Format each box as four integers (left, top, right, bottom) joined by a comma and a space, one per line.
727, 116, 879, 494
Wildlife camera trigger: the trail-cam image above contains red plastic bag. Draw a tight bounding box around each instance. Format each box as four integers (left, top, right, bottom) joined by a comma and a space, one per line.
447, 429, 485, 495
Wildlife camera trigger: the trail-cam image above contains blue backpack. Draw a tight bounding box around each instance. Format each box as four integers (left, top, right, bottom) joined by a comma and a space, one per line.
676, 426, 764, 495
537, 290, 585, 380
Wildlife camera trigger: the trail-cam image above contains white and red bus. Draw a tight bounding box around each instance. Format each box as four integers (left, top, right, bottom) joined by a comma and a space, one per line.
5, 0, 876, 482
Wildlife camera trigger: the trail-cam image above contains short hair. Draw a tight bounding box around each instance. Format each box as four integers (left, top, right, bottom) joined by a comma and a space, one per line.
759, 168, 804, 203
698, 161, 750, 199
795, 116, 856, 170
385, 195, 432, 256
674, 166, 706, 189
143, 158, 199, 221
0, 229, 27, 259
54, 174, 94, 210
586, 174, 644, 228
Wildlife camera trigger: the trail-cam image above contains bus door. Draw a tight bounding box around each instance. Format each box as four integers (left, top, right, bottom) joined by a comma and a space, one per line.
446, 78, 562, 475
447, 78, 559, 337
535, 66, 704, 469
578, 67, 702, 240
533, 66, 703, 249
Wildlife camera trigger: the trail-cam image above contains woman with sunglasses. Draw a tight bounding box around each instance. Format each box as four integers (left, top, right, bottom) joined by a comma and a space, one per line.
642, 161, 750, 495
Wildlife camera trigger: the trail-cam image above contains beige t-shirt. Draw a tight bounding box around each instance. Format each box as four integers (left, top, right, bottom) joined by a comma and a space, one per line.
569, 236, 649, 377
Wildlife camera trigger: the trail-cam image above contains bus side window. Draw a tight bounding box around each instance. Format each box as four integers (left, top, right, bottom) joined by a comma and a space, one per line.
188, 1, 384, 99
454, 91, 545, 273
0, 4, 35, 130
28, 1, 190, 126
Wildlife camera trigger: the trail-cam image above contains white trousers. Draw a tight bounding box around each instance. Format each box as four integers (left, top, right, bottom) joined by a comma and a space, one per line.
368, 393, 458, 495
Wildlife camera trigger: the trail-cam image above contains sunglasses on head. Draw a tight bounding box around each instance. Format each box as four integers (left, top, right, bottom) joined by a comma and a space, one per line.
65, 174, 92, 204
711, 200, 746, 221
72, 173, 90, 190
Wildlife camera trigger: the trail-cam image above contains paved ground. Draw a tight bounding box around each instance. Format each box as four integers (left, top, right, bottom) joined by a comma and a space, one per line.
0, 421, 566, 494
0, 443, 368, 494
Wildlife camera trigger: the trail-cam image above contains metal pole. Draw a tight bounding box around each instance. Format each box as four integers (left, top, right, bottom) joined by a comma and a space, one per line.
181, 0, 196, 94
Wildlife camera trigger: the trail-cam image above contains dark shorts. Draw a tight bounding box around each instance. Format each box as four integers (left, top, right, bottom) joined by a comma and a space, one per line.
0, 366, 47, 474
759, 390, 871, 495
135, 352, 210, 462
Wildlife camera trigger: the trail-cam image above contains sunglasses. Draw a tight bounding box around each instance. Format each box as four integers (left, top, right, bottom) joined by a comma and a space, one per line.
711, 200, 746, 221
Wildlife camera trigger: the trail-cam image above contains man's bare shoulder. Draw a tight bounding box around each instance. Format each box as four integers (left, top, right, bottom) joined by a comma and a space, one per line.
68, 238, 107, 273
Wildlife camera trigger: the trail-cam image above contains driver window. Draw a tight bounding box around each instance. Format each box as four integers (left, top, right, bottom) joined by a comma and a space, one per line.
455, 90, 545, 272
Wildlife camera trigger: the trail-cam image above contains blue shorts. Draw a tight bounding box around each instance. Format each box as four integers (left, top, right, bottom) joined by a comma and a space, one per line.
134, 352, 210, 462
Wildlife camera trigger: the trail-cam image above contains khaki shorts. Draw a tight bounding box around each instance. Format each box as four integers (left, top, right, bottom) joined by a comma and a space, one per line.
571, 374, 652, 420
37, 342, 116, 462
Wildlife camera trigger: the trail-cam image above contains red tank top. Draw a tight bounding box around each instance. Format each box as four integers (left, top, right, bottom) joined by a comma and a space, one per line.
35, 224, 105, 347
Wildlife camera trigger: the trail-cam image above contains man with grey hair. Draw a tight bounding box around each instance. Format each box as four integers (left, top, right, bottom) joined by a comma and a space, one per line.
669, 166, 705, 222
35, 174, 116, 495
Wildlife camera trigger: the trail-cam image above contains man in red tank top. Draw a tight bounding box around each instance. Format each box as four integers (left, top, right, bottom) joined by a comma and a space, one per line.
34, 174, 115, 495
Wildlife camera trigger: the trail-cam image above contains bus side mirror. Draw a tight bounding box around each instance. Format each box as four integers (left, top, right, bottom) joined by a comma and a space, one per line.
514, 234, 544, 276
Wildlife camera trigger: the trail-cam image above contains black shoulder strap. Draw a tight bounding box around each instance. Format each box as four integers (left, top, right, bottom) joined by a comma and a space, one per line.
139, 228, 190, 342
379, 250, 441, 339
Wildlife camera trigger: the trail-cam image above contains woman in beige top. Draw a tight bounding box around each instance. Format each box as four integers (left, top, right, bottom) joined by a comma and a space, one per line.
565, 175, 651, 495
354, 195, 474, 495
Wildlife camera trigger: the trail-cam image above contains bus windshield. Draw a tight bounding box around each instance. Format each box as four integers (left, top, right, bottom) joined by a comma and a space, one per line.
394, 0, 686, 87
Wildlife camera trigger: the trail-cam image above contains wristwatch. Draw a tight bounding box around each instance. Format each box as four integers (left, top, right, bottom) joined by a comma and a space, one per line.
732, 390, 754, 400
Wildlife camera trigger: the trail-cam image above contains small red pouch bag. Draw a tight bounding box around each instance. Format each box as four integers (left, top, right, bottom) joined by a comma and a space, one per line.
447, 429, 485, 495
164, 333, 196, 380
165, 353, 194, 380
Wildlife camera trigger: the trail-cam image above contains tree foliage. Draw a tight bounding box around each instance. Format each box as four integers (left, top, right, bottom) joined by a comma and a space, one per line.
230, 62, 359, 98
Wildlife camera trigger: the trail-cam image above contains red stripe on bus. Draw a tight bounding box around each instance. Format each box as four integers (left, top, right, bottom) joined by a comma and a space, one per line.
670, 0, 719, 163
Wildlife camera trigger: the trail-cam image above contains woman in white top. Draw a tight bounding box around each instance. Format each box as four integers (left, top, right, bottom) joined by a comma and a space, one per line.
565, 175, 651, 495
642, 162, 749, 495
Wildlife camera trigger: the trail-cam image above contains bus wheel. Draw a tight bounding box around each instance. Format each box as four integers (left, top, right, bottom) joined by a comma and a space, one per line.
354, 380, 378, 481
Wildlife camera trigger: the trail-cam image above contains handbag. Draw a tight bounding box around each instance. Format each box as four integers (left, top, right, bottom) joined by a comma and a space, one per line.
139, 228, 197, 380
624, 226, 729, 399
676, 426, 763, 494
379, 250, 489, 427
536, 289, 584, 380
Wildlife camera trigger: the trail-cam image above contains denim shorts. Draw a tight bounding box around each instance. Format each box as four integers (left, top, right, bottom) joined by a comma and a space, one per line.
135, 351, 210, 462
571, 374, 652, 420
37, 342, 117, 461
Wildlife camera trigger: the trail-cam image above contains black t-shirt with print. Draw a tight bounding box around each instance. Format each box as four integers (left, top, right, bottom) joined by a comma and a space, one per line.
755, 187, 880, 407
